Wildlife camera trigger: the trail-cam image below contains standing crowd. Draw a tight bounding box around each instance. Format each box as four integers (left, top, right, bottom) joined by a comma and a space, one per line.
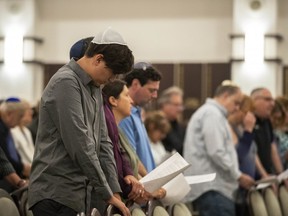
0, 28, 288, 216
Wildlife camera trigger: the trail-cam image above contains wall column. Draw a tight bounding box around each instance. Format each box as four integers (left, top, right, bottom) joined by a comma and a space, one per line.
231, 0, 282, 96
0, 0, 43, 104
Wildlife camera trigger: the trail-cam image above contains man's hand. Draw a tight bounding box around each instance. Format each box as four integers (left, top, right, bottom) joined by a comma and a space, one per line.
238, 174, 255, 190
151, 188, 166, 199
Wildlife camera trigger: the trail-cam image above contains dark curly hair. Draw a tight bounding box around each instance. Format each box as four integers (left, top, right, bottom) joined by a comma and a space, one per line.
124, 67, 162, 87
85, 43, 134, 75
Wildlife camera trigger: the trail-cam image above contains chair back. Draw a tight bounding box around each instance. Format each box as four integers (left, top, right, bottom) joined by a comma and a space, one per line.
248, 189, 268, 216
127, 201, 145, 216
10, 185, 33, 216
279, 184, 288, 216
90, 208, 101, 216
131, 208, 145, 216
0, 188, 13, 200
146, 199, 169, 216
263, 187, 282, 216
170, 203, 192, 216
0, 197, 20, 216
105, 204, 121, 216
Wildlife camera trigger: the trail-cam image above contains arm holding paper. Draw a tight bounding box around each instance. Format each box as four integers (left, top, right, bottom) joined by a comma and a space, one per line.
138, 153, 217, 205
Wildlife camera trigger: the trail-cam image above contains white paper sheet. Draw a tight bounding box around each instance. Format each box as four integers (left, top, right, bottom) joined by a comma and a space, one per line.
160, 174, 191, 206
255, 175, 277, 185
139, 152, 190, 193
253, 169, 288, 190
256, 182, 273, 190
185, 173, 216, 185
277, 169, 288, 182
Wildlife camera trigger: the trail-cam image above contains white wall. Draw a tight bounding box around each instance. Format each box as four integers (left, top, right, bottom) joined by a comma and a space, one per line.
35, 0, 233, 63
278, 13, 288, 65
0, 0, 287, 103
231, 0, 285, 96
38, 18, 232, 64
278, 0, 288, 64
0, 0, 43, 104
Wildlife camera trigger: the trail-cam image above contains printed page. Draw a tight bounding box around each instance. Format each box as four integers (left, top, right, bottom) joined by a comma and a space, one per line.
185, 173, 216, 185
161, 174, 191, 206
277, 169, 288, 182
139, 152, 190, 193
256, 182, 273, 190
255, 175, 277, 185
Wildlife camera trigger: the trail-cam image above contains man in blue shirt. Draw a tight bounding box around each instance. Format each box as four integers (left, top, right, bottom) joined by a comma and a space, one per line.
119, 62, 162, 172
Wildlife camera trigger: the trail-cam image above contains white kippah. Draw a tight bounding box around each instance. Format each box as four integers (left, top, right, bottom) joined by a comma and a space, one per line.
133, 62, 152, 71
221, 80, 238, 87
92, 27, 127, 45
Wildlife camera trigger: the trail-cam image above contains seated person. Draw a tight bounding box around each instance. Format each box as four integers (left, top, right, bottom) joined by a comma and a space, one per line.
0, 146, 28, 191
144, 111, 173, 166
0, 98, 30, 178
11, 99, 35, 164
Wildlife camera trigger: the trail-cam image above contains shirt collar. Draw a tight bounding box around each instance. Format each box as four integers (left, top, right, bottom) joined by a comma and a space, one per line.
131, 106, 142, 115
206, 98, 228, 117
68, 58, 94, 86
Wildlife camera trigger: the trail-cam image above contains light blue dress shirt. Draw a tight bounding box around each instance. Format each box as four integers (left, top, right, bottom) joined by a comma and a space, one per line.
183, 98, 241, 202
119, 106, 155, 172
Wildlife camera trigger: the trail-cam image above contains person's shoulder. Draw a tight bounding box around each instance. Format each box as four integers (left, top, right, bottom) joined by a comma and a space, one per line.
119, 116, 133, 126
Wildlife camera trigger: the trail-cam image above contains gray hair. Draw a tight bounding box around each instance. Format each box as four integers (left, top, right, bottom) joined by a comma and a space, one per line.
158, 86, 183, 107
250, 87, 266, 100
0, 100, 26, 116
214, 81, 240, 97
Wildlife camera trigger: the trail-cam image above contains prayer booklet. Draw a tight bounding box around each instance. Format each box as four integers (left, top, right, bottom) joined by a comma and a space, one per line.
140, 152, 217, 205
139, 152, 190, 193
160, 173, 216, 206
255, 169, 288, 189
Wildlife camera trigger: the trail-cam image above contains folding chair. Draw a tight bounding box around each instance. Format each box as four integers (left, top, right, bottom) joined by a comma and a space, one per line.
90, 208, 101, 216
126, 201, 145, 216
262, 187, 282, 216
168, 202, 192, 216
0, 197, 20, 216
247, 189, 268, 216
145, 199, 169, 216
105, 204, 121, 216
279, 184, 288, 216
10, 185, 33, 216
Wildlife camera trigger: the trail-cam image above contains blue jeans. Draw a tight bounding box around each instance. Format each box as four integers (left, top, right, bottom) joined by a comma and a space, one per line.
195, 190, 235, 216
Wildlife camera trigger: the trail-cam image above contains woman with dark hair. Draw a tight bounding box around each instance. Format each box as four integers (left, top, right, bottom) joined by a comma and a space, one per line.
102, 80, 166, 203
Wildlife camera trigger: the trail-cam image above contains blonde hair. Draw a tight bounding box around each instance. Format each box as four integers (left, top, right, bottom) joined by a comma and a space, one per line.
239, 95, 254, 114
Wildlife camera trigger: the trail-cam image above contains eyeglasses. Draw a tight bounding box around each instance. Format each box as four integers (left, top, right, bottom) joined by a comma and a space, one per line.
256, 96, 274, 102
168, 102, 184, 110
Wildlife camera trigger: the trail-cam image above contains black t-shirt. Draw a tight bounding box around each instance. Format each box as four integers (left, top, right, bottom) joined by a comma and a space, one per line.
162, 120, 186, 155
253, 116, 274, 174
